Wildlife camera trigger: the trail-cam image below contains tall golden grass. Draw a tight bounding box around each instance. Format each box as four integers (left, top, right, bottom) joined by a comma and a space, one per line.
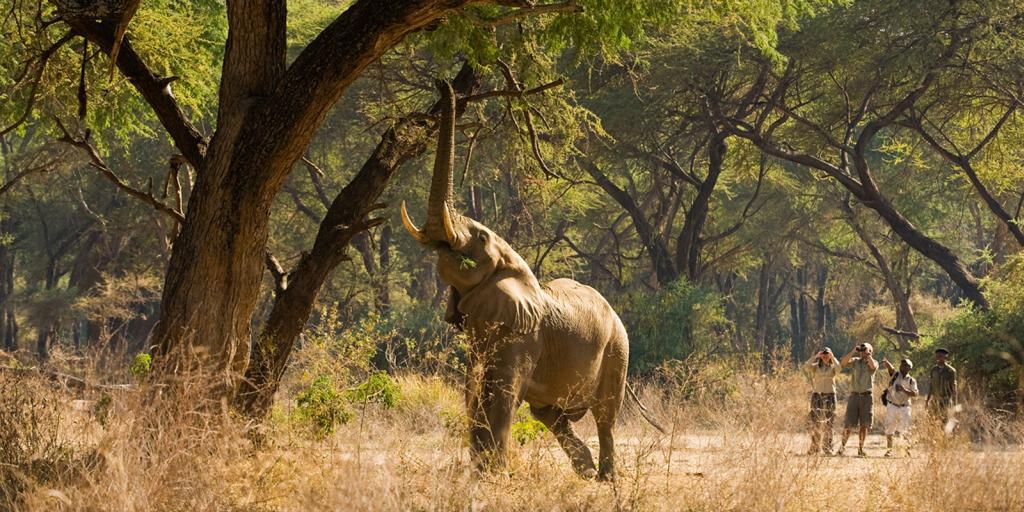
1, 360, 1021, 511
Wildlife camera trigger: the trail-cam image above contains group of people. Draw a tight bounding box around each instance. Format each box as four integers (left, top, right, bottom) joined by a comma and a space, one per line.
804, 343, 958, 457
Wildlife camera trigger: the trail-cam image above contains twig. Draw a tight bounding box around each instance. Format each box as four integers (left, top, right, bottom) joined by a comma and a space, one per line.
55, 119, 186, 224
0, 163, 53, 196
462, 78, 565, 103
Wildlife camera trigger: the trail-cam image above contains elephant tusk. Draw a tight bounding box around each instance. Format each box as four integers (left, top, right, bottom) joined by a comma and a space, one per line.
400, 201, 428, 244
441, 202, 458, 247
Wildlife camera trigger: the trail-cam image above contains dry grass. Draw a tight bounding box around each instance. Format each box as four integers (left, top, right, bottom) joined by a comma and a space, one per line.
1, 366, 1021, 511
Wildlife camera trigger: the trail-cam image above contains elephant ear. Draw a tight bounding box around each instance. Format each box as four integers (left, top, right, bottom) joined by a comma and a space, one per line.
444, 286, 464, 330
458, 269, 547, 334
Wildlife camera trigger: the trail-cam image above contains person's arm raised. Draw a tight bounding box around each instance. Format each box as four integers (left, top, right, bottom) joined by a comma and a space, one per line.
866, 355, 879, 371
839, 349, 856, 368
881, 358, 895, 375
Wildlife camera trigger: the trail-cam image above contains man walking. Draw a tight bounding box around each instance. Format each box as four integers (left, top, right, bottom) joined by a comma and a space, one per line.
804, 348, 840, 455
881, 358, 919, 457
926, 348, 958, 427
838, 342, 877, 456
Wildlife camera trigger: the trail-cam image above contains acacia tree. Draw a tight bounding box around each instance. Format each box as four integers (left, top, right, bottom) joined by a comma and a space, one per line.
578, 62, 769, 286
710, 3, 995, 309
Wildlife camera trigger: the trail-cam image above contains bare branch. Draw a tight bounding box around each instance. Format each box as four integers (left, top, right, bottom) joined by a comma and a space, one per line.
301, 155, 332, 208
64, 19, 207, 168
0, 163, 53, 196
462, 78, 565, 103
265, 250, 288, 294
55, 120, 185, 224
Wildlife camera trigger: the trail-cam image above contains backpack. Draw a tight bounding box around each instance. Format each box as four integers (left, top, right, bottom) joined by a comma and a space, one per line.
881, 371, 899, 406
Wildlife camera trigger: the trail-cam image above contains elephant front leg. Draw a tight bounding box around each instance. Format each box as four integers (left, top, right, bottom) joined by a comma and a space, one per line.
468, 363, 522, 471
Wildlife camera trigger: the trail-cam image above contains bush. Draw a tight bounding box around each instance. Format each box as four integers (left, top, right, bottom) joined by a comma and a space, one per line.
375, 301, 464, 374
654, 352, 741, 403
130, 353, 152, 380
933, 255, 1024, 407
293, 375, 353, 439
280, 306, 379, 401
618, 279, 730, 373
510, 403, 548, 445
347, 372, 401, 409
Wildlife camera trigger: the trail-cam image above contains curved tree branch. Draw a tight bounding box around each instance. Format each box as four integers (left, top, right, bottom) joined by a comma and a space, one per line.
61, 18, 208, 168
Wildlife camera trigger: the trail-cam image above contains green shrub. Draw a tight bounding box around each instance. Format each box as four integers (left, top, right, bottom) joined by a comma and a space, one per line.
510, 403, 548, 445
347, 372, 401, 409
618, 279, 730, 373
293, 375, 352, 439
933, 255, 1024, 405
130, 353, 152, 380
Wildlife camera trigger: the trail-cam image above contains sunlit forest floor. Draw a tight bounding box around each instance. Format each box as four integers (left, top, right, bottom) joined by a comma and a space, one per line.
2, 366, 1021, 511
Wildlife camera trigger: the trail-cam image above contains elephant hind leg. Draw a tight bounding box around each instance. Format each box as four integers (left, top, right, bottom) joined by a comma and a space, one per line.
529, 404, 596, 479
591, 407, 617, 481
592, 344, 627, 481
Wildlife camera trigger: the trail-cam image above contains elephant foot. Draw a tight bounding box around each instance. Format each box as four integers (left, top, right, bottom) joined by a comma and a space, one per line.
570, 456, 597, 480
597, 466, 615, 482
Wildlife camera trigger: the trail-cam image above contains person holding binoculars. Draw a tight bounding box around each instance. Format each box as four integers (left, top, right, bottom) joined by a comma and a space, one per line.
803, 347, 840, 455
837, 342, 877, 457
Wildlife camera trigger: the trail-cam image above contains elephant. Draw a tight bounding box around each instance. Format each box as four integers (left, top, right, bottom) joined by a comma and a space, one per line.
400, 80, 663, 480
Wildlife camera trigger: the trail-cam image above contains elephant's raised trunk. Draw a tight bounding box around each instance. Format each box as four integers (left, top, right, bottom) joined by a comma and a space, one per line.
402, 79, 460, 247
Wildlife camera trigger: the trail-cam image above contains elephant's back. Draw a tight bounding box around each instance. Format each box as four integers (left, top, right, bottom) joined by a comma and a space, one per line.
542, 278, 624, 334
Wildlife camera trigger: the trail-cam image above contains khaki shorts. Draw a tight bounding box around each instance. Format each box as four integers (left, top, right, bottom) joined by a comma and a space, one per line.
844, 394, 873, 429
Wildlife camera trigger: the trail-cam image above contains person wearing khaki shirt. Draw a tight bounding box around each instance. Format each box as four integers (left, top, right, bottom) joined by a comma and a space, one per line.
926, 348, 958, 427
803, 347, 840, 455
838, 342, 877, 457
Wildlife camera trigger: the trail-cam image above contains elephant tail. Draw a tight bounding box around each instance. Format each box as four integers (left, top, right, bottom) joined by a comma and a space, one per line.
626, 382, 667, 434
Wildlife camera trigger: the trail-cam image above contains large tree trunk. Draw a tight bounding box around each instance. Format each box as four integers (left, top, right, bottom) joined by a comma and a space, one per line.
235, 65, 480, 417
112, 1, 476, 389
